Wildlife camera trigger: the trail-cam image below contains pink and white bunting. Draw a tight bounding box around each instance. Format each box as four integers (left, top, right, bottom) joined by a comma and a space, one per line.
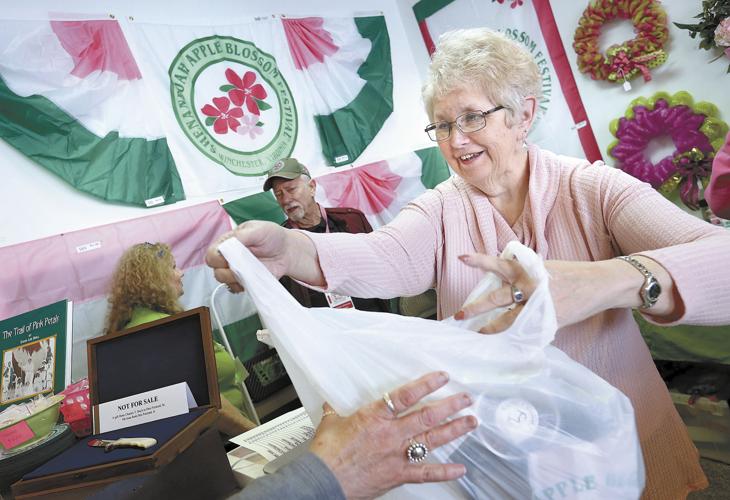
0, 201, 237, 379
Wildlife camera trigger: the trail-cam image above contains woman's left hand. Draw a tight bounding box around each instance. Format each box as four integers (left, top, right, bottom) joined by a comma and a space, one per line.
456, 254, 627, 333
455, 253, 537, 334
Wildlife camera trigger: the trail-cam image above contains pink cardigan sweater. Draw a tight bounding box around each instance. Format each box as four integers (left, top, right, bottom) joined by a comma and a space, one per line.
706, 131, 730, 219
307, 145, 730, 498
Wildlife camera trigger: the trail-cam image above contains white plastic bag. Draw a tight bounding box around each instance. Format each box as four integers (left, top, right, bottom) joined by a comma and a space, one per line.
219, 239, 645, 499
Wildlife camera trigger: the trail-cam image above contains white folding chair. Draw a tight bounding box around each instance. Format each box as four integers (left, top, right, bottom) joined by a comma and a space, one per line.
210, 283, 260, 426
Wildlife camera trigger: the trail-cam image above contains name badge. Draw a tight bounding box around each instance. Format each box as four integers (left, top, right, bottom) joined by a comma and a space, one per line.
324, 292, 355, 309
96, 382, 197, 433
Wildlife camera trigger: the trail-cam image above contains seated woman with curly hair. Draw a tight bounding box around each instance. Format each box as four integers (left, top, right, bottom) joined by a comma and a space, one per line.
105, 241, 256, 436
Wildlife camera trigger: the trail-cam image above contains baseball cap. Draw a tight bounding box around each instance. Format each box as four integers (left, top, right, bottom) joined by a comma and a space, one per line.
263, 158, 311, 191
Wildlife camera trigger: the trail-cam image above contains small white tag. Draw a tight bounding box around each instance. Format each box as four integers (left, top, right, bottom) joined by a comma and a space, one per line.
324, 292, 355, 309
622, 80, 632, 92
76, 241, 101, 254
97, 382, 193, 433
571, 120, 587, 131
334, 154, 349, 163
145, 196, 165, 207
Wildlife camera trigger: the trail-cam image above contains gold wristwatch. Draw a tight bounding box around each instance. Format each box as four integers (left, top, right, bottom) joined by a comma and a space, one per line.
615, 256, 661, 309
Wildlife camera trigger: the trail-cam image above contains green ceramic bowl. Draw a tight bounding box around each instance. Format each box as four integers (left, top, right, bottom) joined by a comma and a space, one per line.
0, 394, 64, 452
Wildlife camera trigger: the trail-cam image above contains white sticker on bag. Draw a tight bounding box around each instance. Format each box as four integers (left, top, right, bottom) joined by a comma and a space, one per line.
495, 398, 539, 442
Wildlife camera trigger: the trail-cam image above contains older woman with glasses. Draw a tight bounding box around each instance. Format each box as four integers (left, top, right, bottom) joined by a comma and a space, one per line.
208, 29, 730, 497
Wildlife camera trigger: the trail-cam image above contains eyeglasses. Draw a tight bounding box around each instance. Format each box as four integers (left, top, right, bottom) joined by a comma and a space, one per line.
424, 105, 505, 142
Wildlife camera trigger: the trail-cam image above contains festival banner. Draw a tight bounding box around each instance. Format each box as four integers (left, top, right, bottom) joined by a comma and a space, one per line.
412, 0, 600, 162
223, 146, 451, 228
0, 19, 183, 207
125, 15, 392, 198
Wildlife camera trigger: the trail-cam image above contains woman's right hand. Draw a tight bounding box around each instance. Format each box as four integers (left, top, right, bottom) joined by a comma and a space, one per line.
310, 371, 476, 499
206, 220, 291, 292
206, 220, 324, 292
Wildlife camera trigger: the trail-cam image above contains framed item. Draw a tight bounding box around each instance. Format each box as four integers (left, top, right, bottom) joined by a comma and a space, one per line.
1, 300, 72, 411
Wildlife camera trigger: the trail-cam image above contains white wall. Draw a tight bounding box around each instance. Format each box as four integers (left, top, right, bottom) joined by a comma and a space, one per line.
0, 0, 432, 247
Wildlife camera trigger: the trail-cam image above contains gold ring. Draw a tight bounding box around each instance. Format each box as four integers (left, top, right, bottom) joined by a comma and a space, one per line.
383, 391, 396, 415
322, 410, 338, 418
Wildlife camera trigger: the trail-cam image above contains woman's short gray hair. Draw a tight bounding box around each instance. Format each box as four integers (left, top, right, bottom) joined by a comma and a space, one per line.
422, 28, 542, 127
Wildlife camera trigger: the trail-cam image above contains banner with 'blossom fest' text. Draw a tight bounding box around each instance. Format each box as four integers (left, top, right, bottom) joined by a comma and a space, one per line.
127, 16, 392, 198
412, 0, 600, 162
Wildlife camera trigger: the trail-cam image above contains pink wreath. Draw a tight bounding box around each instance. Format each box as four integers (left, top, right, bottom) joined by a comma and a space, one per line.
608, 93, 729, 210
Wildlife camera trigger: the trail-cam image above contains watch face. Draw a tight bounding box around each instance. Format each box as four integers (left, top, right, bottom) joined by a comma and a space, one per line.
646, 280, 662, 302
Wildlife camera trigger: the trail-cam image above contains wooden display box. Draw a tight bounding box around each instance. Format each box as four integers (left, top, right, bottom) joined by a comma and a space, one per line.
12, 307, 238, 499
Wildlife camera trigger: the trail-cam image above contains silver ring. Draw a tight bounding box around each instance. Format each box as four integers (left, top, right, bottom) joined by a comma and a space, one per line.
383, 391, 396, 415
407, 439, 429, 463
511, 284, 525, 304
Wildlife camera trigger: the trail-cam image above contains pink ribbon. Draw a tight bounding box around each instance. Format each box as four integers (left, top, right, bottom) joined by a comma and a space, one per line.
610, 50, 660, 83
675, 155, 712, 211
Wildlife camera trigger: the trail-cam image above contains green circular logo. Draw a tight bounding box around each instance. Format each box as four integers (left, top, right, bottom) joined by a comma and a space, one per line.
169, 36, 298, 176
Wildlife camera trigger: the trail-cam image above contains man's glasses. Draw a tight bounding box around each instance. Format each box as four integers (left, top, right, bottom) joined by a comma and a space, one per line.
424, 105, 505, 142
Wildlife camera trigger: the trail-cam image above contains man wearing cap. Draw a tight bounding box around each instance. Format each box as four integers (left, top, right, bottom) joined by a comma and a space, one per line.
264, 158, 390, 312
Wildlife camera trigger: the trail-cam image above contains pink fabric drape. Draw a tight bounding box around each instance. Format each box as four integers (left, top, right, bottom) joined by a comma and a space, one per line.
1, 201, 231, 319
281, 17, 338, 70
50, 20, 142, 80
317, 161, 402, 215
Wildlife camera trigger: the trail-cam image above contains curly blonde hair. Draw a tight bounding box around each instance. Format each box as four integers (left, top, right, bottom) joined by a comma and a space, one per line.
422, 28, 542, 126
105, 242, 182, 334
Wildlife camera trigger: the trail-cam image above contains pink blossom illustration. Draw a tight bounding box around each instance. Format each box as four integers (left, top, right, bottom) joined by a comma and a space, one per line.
201, 96, 243, 134
236, 114, 264, 140
223, 69, 268, 115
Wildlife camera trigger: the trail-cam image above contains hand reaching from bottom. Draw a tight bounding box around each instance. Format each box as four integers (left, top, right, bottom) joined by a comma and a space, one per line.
310, 371, 477, 499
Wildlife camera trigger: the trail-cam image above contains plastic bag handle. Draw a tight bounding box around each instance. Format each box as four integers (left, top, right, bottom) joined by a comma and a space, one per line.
448, 241, 557, 351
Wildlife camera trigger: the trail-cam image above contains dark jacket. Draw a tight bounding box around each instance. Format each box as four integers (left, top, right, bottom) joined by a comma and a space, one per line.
280, 207, 390, 312
230, 452, 344, 499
